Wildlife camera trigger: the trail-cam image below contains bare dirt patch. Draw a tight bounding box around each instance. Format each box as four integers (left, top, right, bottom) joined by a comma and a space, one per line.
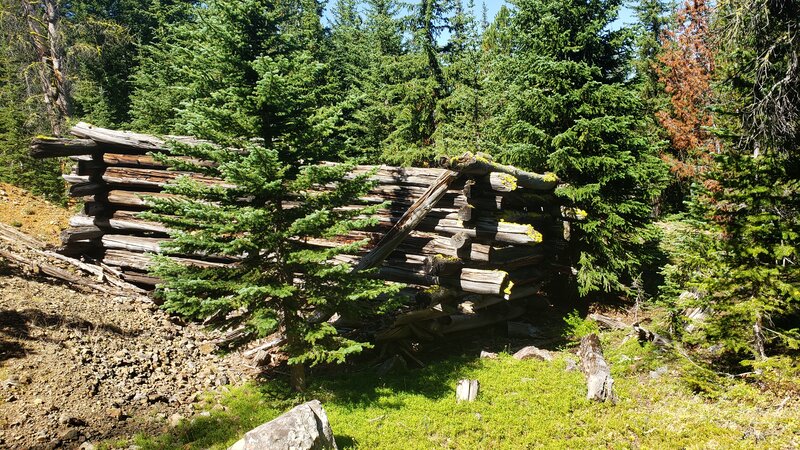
0, 183, 71, 247
0, 274, 250, 449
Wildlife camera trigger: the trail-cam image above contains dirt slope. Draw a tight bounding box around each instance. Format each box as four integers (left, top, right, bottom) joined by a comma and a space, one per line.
0, 183, 71, 247
0, 274, 250, 449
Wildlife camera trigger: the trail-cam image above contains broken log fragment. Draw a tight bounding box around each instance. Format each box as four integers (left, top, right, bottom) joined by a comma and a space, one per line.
588, 313, 629, 330
456, 379, 479, 402
512, 345, 553, 361
457, 204, 474, 222
60, 226, 104, 243
578, 333, 617, 403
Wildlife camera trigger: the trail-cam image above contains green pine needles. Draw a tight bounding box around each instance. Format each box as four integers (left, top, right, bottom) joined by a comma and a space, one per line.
141, 142, 401, 390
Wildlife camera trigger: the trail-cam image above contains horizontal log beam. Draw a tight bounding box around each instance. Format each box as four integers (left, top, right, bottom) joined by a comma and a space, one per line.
30, 138, 98, 158
445, 152, 558, 191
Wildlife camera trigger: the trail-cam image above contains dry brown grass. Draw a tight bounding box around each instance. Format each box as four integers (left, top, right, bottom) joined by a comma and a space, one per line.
0, 183, 72, 246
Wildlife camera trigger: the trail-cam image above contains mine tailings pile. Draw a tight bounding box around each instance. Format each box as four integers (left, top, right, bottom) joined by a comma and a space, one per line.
33, 123, 584, 340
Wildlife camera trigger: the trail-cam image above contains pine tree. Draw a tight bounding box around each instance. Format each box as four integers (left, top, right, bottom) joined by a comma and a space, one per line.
431, 0, 485, 155
655, 0, 717, 181
682, 0, 800, 359
325, 0, 381, 160
484, 0, 669, 295
144, 142, 400, 391
380, 0, 455, 165
632, 0, 670, 108
132, 0, 401, 390
0, 0, 65, 201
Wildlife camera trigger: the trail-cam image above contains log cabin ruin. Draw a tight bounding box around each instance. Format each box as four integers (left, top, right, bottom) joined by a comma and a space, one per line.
32, 123, 582, 341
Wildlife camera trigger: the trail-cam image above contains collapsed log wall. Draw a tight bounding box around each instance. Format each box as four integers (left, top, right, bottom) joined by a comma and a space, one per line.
33, 123, 575, 340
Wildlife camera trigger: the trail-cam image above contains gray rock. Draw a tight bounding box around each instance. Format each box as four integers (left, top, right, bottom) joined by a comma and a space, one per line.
61, 428, 80, 441
168, 413, 184, 427
479, 351, 498, 359
229, 400, 337, 450
512, 346, 553, 361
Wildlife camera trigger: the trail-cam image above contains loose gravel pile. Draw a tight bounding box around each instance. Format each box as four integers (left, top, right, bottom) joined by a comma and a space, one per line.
0, 274, 250, 449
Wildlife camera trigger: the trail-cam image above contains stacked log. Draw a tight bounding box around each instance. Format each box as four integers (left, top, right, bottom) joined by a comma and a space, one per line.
33, 123, 573, 340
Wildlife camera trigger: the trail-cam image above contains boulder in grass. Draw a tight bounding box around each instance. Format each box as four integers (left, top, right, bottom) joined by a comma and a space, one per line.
512, 345, 553, 361
228, 400, 337, 450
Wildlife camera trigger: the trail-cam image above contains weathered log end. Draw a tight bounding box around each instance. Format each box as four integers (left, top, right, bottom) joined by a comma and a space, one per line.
578, 333, 617, 404
455, 379, 479, 402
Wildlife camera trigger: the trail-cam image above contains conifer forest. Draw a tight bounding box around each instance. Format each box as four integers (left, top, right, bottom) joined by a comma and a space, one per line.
0, 0, 798, 447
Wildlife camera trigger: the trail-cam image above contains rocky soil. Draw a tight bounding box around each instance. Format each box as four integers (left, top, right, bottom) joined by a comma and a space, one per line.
0, 274, 251, 449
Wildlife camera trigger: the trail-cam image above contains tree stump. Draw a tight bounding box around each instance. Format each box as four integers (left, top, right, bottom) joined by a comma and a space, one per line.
578, 333, 617, 403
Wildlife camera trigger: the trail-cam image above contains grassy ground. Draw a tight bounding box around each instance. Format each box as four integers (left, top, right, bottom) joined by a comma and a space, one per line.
120, 329, 799, 449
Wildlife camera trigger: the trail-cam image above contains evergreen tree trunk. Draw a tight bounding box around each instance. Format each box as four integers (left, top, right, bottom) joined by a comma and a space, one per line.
19, 0, 69, 135
753, 313, 766, 360
290, 362, 307, 392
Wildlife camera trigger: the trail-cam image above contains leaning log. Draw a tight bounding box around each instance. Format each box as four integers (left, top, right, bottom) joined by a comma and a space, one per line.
578, 333, 617, 403
354, 169, 459, 271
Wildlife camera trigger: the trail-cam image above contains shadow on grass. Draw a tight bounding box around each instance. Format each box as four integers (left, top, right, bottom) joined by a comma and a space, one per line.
127, 352, 481, 450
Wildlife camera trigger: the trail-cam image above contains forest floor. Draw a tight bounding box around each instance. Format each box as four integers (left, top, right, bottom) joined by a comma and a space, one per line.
0, 186, 798, 449
124, 322, 800, 449
0, 186, 254, 449
0, 274, 251, 449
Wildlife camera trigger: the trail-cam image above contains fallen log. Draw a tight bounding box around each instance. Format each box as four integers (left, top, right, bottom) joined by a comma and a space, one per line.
376, 265, 510, 295
445, 152, 559, 191
0, 223, 147, 297
455, 192, 557, 210
482, 172, 518, 192
578, 333, 617, 403
70, 214, 170, 234
417, 217, 543, 246
103, 249, 230, 270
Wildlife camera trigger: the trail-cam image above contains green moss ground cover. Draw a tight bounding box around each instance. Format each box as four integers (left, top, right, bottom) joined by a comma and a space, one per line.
120, 330, 800, 449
